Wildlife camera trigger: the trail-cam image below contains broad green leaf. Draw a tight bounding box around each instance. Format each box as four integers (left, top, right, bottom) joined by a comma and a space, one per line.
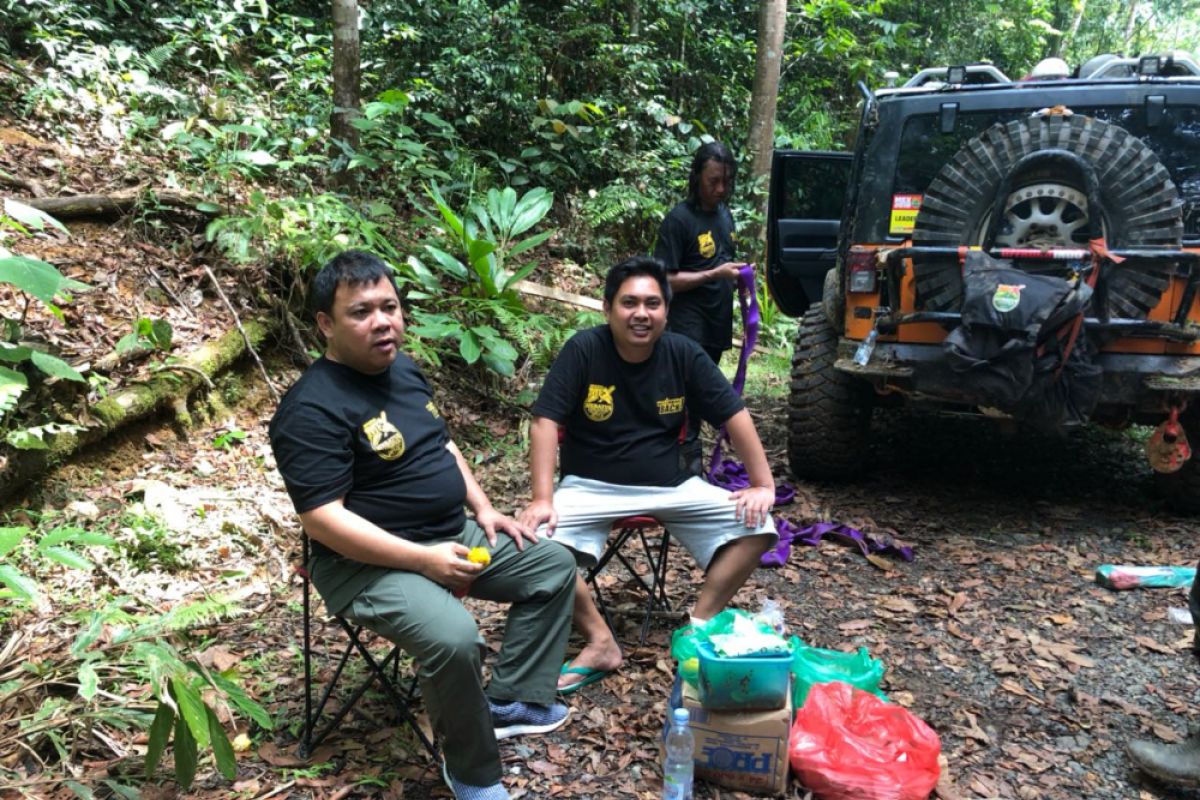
115, 332, 142, 355
30, 350, 85, 382
102, 782, 141, 800
173, 711, 198, 788
212, 672, 274, 730
220, 124, 268, 137
72, 531, 116, 547
0, 527, 29, 559
150, 319, 173, 349
71, 613, 105, 657
144, 702, 174, 777
459, 331, 481, 364
481, 351, 515, 377
466, 238, 496, 270
506, 230, 553, 259
6, 429, 47, 450
3, 199, 68, 234
483, 338, 518, 362
170, 675, 211, 748
0, 256, 70, 304
508, 188, 553, 237
427, 185, 464, 240
40, 546, 94, 571
195, 202, 222, 214
0, 343, 32, 362
65, 781, 94, 799
78, 661, 98, 700
0, 564, 40, 604
38, 525, 86, 548
405, 256, 441, 292
423, 247, 468, 281
206, 706, 238, 780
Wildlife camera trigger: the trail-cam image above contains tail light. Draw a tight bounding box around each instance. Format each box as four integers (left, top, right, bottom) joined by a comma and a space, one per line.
847, 248, 877, 293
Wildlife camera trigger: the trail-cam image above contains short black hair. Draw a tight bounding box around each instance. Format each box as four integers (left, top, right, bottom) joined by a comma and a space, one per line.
604, 256, 672, 306
686, 140, 737, 207
311, 250, 399, 317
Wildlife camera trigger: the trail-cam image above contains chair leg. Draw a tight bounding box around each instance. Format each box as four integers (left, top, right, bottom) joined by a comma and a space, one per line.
639, 530, 673, 645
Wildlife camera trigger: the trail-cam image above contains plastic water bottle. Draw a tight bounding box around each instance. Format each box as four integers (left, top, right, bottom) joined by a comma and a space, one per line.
853, 328, 878, 366
663, 707, 694, 800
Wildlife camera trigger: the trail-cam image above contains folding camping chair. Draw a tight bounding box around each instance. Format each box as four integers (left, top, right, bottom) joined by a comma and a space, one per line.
296, 532, 438, 760
584, 515, 676, 645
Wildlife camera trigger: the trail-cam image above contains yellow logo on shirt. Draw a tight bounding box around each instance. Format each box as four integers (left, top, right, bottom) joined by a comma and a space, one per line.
657, 396, 684, 415
426, 400, 441, 419
584, 384, 615, 422
363, 410, 406, 461
697, 230, 716, 258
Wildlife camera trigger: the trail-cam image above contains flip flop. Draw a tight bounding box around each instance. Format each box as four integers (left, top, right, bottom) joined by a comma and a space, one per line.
557, 662, 612, 695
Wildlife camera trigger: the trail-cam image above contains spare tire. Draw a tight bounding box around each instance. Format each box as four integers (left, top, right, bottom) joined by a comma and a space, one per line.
911, 113, 1183, 316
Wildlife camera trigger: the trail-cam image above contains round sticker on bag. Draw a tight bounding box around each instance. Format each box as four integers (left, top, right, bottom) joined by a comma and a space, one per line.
992, 283, 1025, 312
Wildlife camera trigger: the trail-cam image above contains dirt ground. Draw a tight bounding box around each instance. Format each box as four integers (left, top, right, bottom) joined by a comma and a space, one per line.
17, 363, 1198, 800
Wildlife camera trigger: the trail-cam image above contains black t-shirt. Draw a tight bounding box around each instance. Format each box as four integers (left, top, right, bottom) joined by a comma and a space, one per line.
653, 200, 737, 351
269, 355, 467, 556
532, 326, 744, 486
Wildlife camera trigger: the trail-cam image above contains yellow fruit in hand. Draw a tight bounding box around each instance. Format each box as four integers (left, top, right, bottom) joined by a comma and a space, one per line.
467, 547, 491, 566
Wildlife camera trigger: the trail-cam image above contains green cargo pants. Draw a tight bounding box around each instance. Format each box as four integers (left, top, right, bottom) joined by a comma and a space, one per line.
317, 519, 576, 787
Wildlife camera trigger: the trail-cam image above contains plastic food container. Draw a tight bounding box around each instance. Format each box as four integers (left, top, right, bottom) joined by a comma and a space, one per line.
696, 641, 791, 711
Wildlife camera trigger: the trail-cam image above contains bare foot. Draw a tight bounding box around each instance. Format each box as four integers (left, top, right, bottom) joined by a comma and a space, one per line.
558, 637, 623, 690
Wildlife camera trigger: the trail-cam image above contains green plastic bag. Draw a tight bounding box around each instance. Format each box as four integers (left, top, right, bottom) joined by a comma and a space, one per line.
790, 637, 887, 708
670, 609, 778, 689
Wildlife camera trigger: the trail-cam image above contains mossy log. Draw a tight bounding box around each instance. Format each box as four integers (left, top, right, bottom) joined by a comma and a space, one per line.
16, 189, 224, 220
0, 318, 275, 505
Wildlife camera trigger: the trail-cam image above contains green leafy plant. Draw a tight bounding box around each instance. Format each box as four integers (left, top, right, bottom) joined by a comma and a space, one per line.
212, 426, 246, 450
116, 316, 174, 355
0, 524, 117, 610
407, 183, 555, 377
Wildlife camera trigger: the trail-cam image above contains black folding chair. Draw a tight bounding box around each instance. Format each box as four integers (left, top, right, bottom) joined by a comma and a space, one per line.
584, 515, 676, 645
297, 532, 438, 760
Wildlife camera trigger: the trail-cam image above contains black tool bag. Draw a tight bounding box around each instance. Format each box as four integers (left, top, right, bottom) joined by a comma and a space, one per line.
943, 251, 1099, 427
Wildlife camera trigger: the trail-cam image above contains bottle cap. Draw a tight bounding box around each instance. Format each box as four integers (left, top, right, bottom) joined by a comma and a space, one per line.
672, 707, 690, 724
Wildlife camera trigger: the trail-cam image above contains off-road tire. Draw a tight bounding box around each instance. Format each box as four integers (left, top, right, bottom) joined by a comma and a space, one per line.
787, 307, 872, 480
912, 114, 1184, 314
1154, 412, 1200, 514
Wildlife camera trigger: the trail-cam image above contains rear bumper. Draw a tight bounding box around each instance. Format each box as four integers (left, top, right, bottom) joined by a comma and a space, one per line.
836, 340, 1200, 411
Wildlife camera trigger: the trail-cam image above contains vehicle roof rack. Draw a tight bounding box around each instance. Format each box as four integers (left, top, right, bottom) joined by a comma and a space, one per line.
1085, 51, 1200, 79
903, 64, 1010, 88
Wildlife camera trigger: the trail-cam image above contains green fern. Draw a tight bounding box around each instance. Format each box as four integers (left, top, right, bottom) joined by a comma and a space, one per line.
155, 595, 241, 632
142, 40, 182, 73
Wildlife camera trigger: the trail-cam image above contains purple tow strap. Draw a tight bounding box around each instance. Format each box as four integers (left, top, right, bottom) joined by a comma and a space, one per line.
762, 521, 915, 567
701, 266, 916, 568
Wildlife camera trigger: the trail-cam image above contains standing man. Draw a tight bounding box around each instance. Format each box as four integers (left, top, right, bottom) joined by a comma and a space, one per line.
519, 256, 776, 693
654, 140, 744, 474
270, 250, 576, 800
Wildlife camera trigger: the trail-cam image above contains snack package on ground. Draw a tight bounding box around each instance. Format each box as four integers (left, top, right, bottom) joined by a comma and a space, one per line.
789, 681, 940, 800
1095, 564, 1196, 590
790, 638, 887, 709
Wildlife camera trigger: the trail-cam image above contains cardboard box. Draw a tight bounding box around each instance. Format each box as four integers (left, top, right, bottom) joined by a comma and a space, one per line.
668, 676, 791, 796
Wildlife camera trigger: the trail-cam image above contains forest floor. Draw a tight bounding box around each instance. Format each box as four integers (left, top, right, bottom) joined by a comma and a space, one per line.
5, 116, 1200, 800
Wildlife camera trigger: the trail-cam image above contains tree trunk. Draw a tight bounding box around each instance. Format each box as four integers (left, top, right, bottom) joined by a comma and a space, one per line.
627, 0, 640, 37
746, 0, 787, 242
331, 0, 361, 187
1054, 0, 1087, 57
1123, 0, 1138, 42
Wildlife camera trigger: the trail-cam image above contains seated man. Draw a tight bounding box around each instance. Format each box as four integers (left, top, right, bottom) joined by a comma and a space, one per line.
518, 256, 777, 693
270, 250, 576, 800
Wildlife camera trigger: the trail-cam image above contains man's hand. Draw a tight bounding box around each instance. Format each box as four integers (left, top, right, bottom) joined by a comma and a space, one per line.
419, 541, 484, 591
729, 485, 774, 529
518, 499, 558, 536
710, 261, 743, 283
476, 505, 538, 550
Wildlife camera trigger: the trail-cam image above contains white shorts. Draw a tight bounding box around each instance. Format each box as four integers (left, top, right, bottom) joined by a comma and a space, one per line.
543, 475, 777, 571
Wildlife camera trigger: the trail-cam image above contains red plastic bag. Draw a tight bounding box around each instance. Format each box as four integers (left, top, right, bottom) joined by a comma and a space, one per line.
789, 681, 941, 800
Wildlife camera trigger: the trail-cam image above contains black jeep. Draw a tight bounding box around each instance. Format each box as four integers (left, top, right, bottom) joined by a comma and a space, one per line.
766, 54, 1200, 508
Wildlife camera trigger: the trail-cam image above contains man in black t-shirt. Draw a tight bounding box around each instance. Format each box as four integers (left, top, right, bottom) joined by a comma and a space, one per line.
653, 140, 745, 473
270, 250, 576, 800
518, 256, 777, 693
